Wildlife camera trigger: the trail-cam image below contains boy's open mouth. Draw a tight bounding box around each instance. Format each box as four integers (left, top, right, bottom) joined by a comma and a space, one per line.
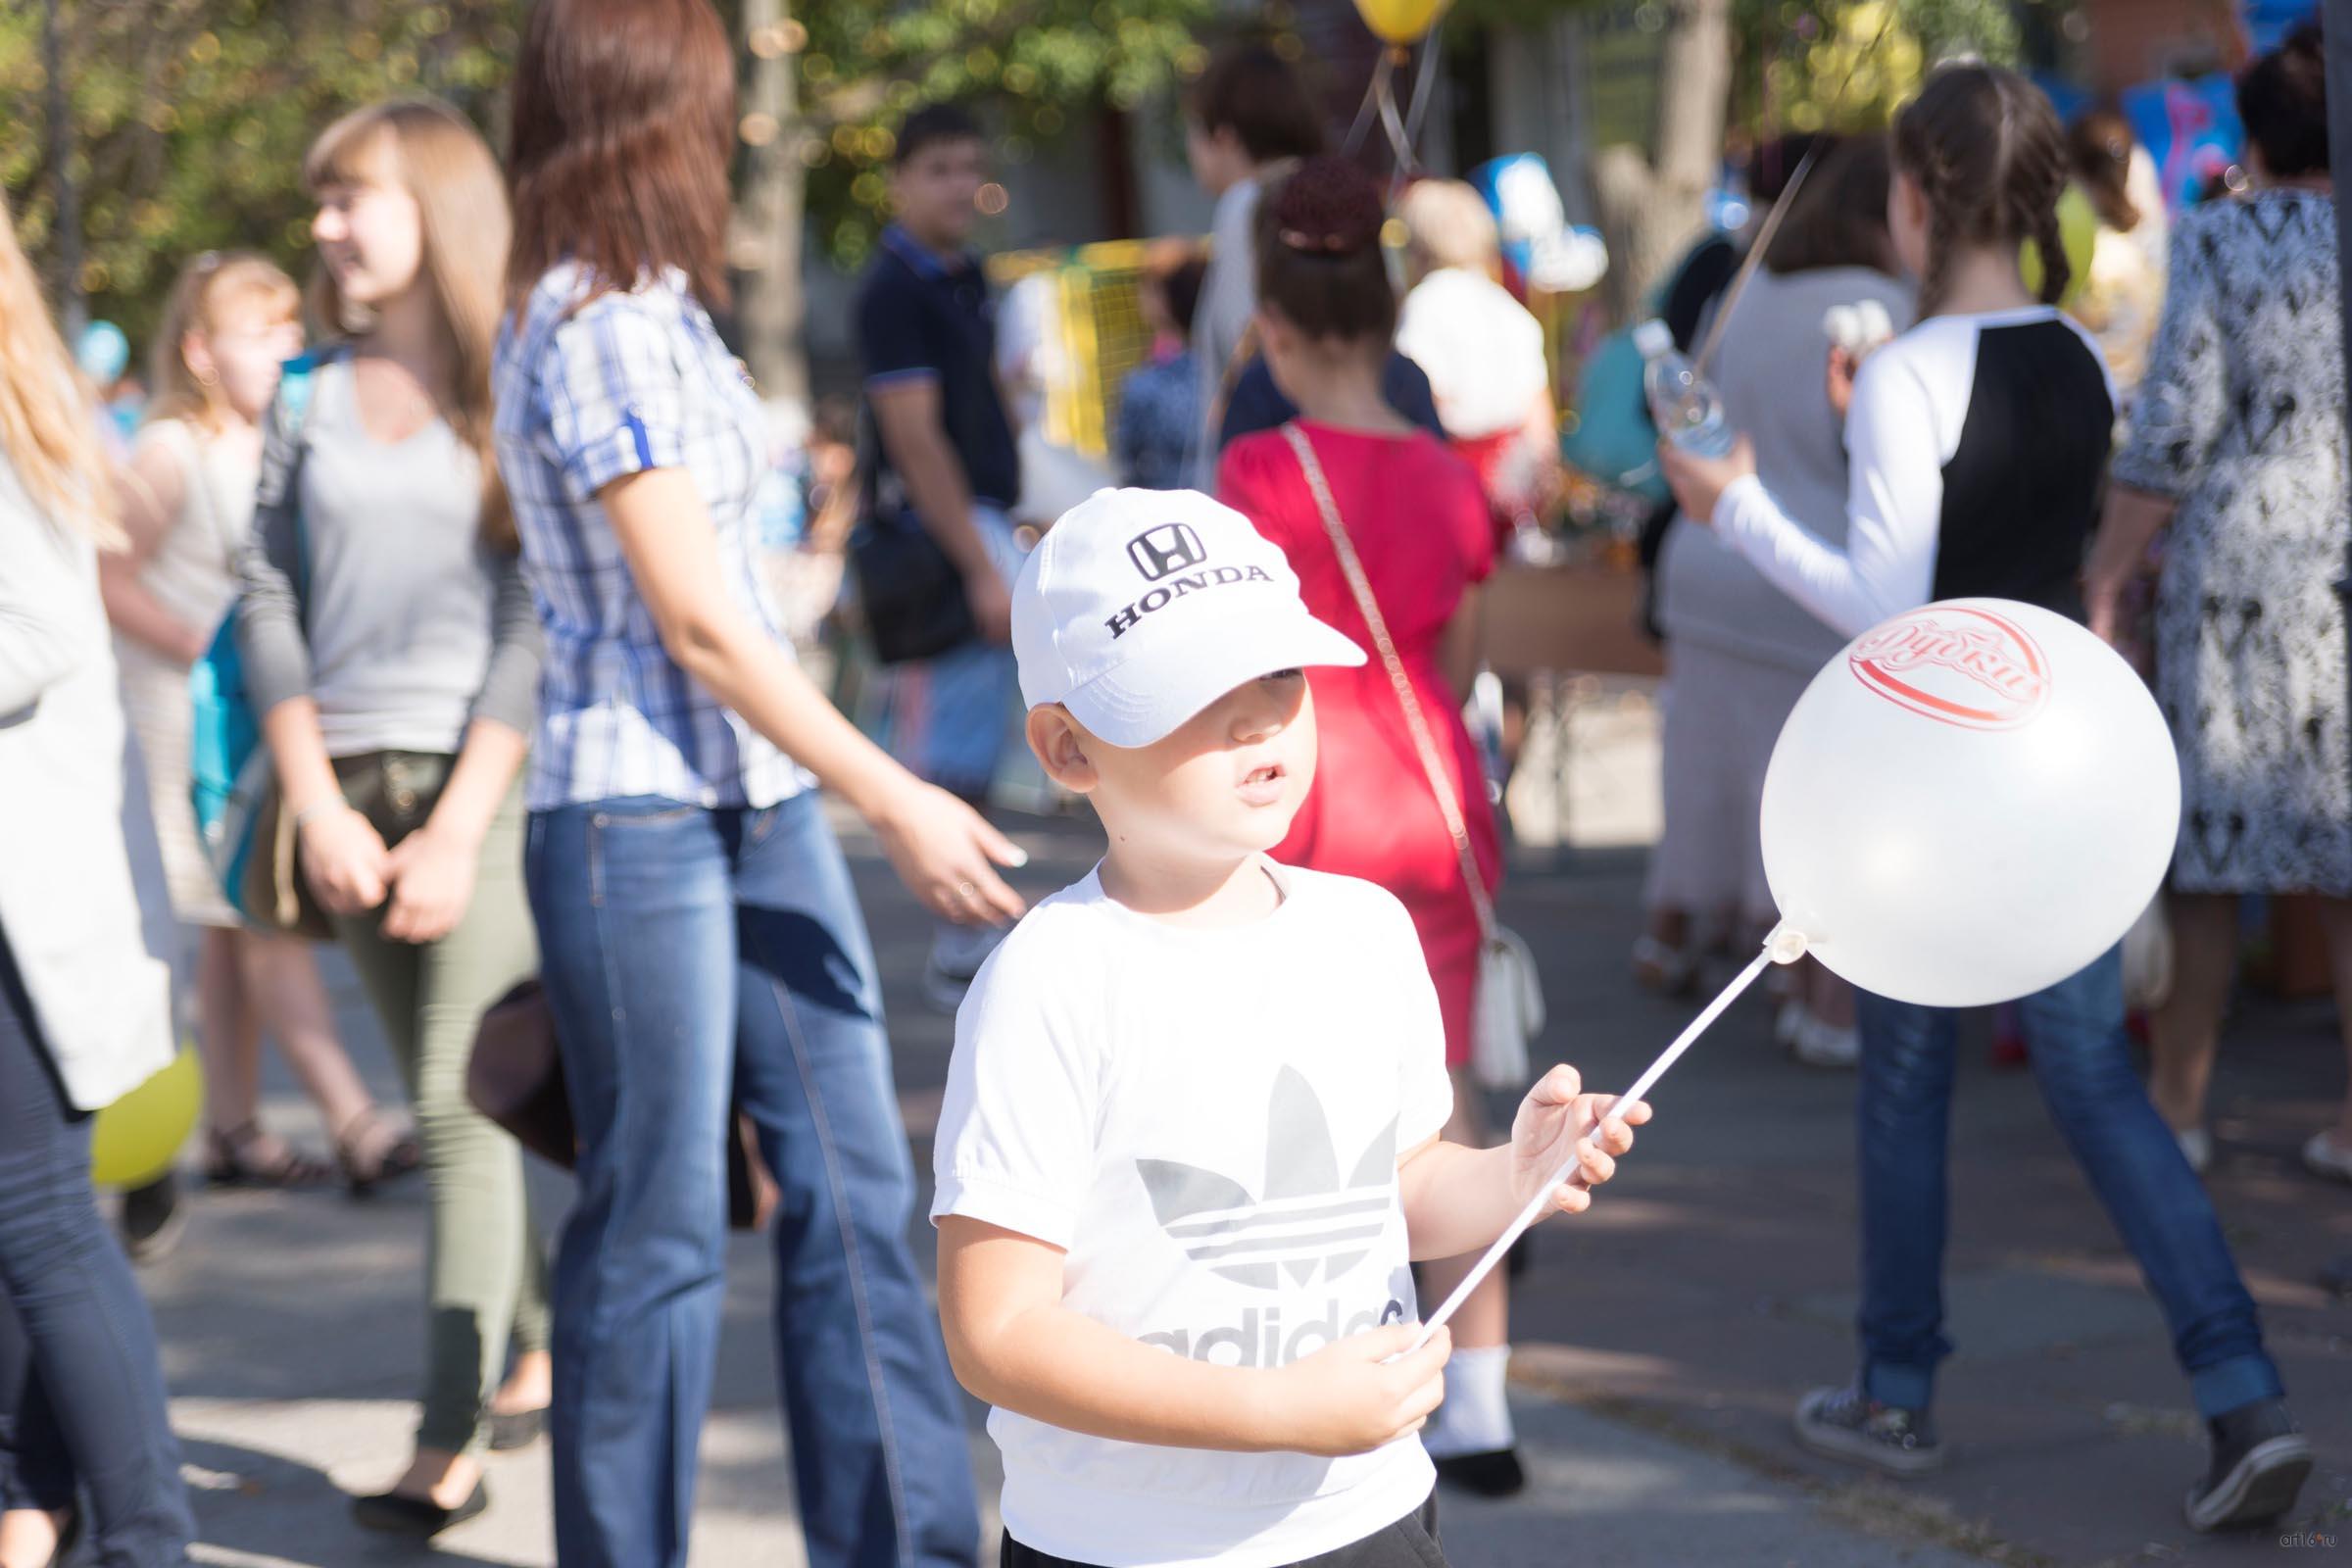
1237, 761, 1287, 804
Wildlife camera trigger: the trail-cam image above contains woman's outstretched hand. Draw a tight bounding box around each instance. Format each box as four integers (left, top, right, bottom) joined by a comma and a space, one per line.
872, 779, 1028, 926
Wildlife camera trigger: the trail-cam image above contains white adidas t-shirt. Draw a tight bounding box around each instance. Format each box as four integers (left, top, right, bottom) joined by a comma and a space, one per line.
932, 858, 1455, 1568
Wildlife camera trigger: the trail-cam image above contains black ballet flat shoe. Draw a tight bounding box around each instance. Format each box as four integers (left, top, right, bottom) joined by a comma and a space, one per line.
1433, 1447, 1527, 1498
351, 1480, 489, 1537
488, 1405, 547, 1451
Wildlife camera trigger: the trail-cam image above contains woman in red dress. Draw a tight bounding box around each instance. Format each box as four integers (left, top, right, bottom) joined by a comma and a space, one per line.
1216, 155, 1520, 1494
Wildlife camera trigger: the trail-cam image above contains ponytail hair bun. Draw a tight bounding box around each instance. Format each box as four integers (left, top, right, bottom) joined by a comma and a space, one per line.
1269, 155, 1387, 256
2239, 22, 2328, 179
1252, 155, 1398, 343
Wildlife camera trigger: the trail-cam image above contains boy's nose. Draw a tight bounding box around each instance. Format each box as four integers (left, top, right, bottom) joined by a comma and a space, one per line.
1228, 686, 1294, 744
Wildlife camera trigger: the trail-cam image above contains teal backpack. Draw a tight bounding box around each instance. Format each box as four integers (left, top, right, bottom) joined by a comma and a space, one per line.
1560, 325, 1669, 507
189, 355, 318, 926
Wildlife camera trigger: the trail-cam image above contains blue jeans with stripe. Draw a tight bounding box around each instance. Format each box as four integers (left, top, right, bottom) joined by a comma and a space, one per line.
0, 923, 191, 1567
527, 792, 978, 1568
1854, 944, 2280, 1420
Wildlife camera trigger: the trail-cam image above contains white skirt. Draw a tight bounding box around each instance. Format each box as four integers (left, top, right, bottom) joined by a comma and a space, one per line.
1643, 641, 1813, 930
120, 655, 240, 930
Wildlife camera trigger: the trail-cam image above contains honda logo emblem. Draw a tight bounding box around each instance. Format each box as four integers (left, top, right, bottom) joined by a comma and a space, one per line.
1126, 523, 1207, 581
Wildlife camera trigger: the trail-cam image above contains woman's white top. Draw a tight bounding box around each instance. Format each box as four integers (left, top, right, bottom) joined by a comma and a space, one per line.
0, 460, 174, 1109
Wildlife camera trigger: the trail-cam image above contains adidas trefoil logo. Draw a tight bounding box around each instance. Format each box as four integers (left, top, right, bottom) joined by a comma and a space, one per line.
1136, 1065, 1396, 1292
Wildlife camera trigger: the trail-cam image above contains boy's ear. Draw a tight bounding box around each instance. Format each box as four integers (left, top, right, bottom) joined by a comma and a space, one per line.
1026, 706, 1098, 794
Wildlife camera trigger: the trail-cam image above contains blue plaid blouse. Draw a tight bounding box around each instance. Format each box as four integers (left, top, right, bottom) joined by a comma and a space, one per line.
493, 264, 806, 811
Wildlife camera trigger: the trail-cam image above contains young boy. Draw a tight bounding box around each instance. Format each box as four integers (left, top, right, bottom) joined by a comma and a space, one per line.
931, 488, 1648, 1567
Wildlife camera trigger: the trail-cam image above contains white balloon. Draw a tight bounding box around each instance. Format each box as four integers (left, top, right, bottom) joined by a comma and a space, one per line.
1759, 599, 2180, 1007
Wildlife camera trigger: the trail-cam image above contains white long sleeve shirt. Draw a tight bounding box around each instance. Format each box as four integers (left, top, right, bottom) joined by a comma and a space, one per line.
1712, 305, 2115, 638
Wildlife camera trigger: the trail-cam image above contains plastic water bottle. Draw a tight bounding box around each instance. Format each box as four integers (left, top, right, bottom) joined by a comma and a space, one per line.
1634, 318, 1735, 458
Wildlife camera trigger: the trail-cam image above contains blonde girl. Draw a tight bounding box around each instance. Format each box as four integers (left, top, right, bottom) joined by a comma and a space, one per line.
0, 192, 193, 1568
236, 97, 550, 1534
102, 250, 400, 1194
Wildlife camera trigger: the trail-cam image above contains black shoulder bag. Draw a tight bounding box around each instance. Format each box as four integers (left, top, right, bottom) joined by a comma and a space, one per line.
845, 401, 978, 664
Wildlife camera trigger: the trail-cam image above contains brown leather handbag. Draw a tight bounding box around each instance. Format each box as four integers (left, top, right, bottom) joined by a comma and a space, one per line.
467, 978, 778, 1232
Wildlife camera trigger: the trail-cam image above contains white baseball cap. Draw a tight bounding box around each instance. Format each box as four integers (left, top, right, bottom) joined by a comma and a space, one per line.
1012, 487, 1365, 748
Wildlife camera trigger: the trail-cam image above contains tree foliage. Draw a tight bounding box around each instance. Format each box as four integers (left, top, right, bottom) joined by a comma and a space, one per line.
1, 0, 520, 346
1731, 0, 2027, 133
4, 0, 1216, 348
1442, 0, 2034, 135
785, 0, 1215, 270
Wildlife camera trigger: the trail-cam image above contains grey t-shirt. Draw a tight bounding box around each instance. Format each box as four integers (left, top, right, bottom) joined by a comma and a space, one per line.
237, 350, 539, 758
1658, 265, 1915, 673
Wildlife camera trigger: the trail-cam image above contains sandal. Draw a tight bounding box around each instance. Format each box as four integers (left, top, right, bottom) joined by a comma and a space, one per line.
204, 1121, 335, 1190
1631, 935, 1700, 998
335, 1109, 424, 1199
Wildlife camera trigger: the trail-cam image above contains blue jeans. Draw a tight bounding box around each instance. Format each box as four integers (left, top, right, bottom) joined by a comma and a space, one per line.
527, 793, 979, 1568
1854, 945, 2281, 1420
0, 927, 191, 1567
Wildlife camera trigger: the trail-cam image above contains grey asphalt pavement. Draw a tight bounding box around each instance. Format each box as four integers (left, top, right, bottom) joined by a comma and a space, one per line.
130, 798, 2348, 1567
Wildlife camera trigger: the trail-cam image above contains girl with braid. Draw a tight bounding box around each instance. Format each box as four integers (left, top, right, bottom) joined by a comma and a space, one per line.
1660, 64, 2311, 1531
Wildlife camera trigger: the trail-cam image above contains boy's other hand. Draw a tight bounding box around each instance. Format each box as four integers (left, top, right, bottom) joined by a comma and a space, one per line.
1264, 1324, 1450, 1456
1509, 1065, 1651, 1216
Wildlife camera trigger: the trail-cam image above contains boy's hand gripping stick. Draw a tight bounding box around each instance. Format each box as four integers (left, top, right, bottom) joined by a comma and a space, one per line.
1405, 925, 1810, 1353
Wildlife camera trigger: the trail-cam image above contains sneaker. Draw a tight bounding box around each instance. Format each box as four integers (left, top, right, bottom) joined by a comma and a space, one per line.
118, 1171, 186, 1265
922, 921, 1007, 1013
1793, 1383, 1942, 1476
2177, 1127, 2213, 1176
2184, 1397, 2311, 1532
2302, 1129, 2352, 1185
1790, 1014, 1859, 1070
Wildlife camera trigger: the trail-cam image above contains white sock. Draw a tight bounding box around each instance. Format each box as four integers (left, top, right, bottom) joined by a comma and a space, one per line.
1421, 1344, 1515, 1457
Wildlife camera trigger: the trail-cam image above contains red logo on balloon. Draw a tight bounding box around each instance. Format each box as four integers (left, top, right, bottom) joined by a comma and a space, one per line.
1847, 606, 2051, 731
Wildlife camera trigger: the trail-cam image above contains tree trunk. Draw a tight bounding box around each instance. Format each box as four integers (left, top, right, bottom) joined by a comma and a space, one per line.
42, 0, 85, 338
1589, 0, 1731, 324
735, 0, 810, 411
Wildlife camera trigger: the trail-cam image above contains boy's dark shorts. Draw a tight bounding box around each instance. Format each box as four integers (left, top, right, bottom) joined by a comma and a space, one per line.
1001, 1494, 1446, 1568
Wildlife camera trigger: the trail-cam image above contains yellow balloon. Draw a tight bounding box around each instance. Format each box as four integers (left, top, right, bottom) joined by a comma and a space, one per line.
90, 1045, 203, 1189
1352, 0, 1447, 45
2022, 183, 2099, 311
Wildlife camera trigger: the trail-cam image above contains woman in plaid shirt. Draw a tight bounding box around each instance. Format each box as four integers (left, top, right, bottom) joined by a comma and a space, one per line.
492, 3, 1024, 1564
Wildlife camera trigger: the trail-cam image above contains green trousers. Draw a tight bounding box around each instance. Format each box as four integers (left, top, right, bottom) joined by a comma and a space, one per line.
331, 750, 550, 1456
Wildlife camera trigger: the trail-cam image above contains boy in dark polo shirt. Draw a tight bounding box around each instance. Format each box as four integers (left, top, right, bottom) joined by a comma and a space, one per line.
858, 102, 1028, 1008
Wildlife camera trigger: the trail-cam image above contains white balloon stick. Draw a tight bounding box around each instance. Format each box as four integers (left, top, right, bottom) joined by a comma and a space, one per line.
1406, 926, 1807, 1353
